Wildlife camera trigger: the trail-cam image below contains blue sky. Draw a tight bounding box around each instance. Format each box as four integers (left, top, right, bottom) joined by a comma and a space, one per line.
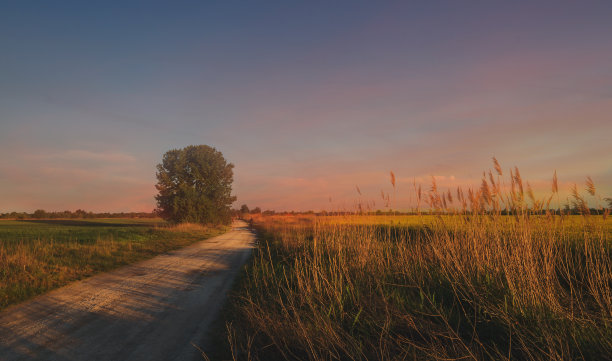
1, 1, 611, 212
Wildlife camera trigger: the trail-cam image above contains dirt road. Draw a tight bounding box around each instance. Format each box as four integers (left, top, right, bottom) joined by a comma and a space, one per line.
0, 220, 255, 361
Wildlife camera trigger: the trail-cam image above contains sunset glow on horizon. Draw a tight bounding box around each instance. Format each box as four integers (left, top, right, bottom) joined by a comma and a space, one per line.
1, 1, 611, 213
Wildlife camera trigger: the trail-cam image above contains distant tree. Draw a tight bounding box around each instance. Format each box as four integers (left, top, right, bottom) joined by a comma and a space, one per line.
33, 209, 47, 219
155, 145, 236, 224
240, 204, 250, 214
74, 209, 88, 218
251, 207, 261, 214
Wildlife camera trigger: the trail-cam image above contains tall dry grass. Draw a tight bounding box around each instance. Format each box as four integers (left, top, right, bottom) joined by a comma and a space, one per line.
222, 161, 611, 360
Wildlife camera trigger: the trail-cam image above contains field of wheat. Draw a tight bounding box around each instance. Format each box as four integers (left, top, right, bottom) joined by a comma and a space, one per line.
221, 163, 611, 361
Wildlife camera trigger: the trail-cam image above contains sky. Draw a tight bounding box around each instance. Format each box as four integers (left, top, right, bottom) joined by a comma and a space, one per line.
1, 1, 611, 212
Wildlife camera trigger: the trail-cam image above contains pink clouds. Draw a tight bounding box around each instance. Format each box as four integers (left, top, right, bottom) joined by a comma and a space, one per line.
0, 149, 155, 212
234, 147, 611, 212
2, 4, 612, 214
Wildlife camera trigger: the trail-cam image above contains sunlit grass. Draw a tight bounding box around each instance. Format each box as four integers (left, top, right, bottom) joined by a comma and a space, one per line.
0, 218, 227, 310
221, 163, 612, 361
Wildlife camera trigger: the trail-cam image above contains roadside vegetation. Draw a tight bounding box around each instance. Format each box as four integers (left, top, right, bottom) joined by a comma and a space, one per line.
0, 218, 227, 310
219, 161, 612, 360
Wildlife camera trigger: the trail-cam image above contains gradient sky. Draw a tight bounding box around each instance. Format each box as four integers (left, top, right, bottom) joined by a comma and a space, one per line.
1, 1, 611, 212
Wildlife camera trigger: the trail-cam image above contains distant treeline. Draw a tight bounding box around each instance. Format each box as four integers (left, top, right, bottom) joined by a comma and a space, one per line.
0, 209, 157, 220
240, 208, 610, 217
3, 206, 607, 221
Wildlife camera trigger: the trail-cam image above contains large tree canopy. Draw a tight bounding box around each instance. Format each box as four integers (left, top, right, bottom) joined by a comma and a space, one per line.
155, 145, 236, 224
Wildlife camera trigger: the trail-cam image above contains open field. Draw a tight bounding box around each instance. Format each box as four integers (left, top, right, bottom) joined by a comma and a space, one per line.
0, 221, 254, 361
219, 212, 612, 360
0, 218, 227, 310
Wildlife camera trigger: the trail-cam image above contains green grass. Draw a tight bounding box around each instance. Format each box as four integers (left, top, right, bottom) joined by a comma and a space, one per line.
0, 218, 227, 310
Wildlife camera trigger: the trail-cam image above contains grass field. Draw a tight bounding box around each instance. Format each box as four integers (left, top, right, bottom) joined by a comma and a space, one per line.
0, 218, 227, 310
218, 213, 611, 361
218, 166, 612, 360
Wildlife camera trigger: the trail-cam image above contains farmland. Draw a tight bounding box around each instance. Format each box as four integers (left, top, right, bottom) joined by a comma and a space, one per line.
0, 218, 227, 310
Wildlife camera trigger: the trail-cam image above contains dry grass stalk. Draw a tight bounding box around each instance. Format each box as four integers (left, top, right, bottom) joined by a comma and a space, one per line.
224, 164, 612, 361
492, 156, 503, 176
586, 176, 596, 196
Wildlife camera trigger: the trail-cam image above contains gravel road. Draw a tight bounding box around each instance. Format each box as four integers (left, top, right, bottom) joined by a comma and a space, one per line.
0, 220, 255, 361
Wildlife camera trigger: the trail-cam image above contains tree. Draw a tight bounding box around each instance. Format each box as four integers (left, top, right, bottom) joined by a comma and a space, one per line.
240, 204, 250, 214
33, 209, 47, 219
155, 145, 236, 224
251, 207, 261, 214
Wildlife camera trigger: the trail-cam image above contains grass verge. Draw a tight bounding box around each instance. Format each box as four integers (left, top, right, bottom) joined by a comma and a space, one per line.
0, 218, 227, 310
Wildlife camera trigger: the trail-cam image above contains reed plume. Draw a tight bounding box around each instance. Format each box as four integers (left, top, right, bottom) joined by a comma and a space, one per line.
492, 156, 503, 176
586, 176, 596, 196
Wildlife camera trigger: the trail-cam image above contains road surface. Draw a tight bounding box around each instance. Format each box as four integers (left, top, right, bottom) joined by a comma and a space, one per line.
0, 220, 255, 361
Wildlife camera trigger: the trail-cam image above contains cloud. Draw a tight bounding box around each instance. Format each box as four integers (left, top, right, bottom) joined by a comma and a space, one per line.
0, 148, 156, 212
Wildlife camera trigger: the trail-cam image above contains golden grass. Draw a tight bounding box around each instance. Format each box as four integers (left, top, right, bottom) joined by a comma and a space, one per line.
0, 219, 227, 310
221, 163, 612, 360
165, 222, 215, 232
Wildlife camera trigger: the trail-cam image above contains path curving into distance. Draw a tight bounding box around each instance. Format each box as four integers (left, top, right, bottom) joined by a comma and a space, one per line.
0, 220, 255, 361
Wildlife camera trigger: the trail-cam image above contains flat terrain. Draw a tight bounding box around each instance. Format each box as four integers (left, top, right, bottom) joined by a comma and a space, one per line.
0, 220, 254, 361
0, 218, 228, 310
222, 214, 612, 360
